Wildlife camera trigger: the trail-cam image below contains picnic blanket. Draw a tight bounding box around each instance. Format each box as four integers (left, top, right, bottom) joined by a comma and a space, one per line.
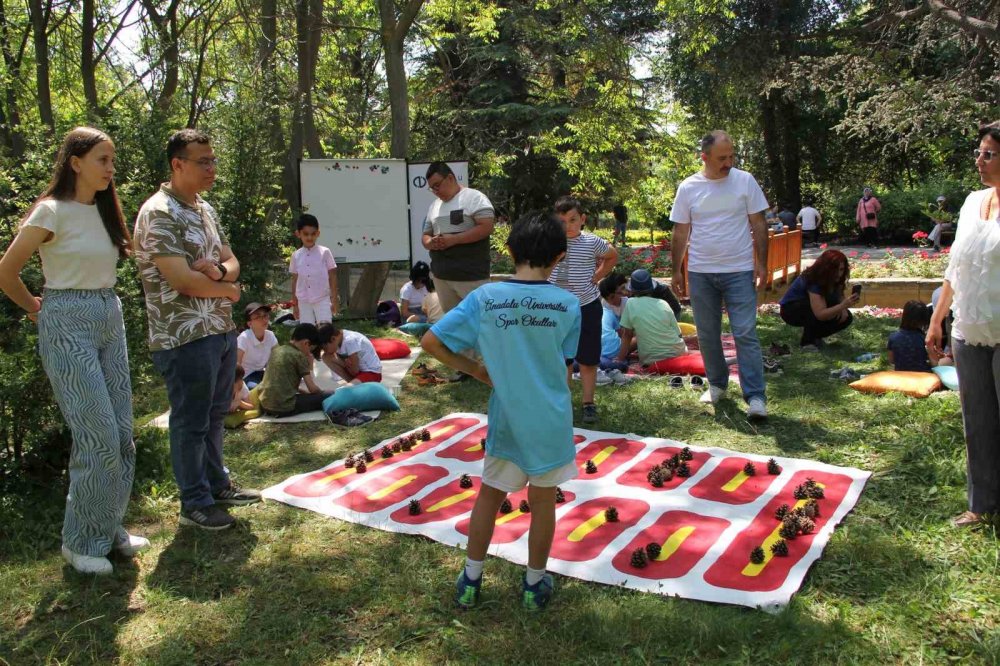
263, 413, 870, 610
148, 346, 421, 428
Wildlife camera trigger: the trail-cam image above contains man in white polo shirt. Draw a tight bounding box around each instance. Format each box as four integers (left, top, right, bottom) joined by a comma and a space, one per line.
670, 130, 770, 420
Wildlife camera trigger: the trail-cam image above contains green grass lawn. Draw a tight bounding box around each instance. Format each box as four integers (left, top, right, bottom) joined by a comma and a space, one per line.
2, 315, 998, 665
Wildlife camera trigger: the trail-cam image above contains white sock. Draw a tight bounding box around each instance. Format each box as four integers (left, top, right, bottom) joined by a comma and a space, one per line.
464, 557, 483, 581
525, 566, 545, 586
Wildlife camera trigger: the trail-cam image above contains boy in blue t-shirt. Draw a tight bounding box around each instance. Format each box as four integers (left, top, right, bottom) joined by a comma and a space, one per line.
422, 212, 582, 611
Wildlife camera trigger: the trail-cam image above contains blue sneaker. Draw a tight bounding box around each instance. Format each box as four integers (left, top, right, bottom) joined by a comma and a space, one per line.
455, 569, 481, 609
522, 573, 555, 611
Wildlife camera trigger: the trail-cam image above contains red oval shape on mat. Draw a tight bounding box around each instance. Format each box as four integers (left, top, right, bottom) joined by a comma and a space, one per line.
435, 425, 488, 462
332, 463, 449, 513
548, 497, 650, 562
390, 476, 482, 525
573, 438, 646, 480
611, 510, 730, 579
616, 445, 713, 492
688, 456, 781, 505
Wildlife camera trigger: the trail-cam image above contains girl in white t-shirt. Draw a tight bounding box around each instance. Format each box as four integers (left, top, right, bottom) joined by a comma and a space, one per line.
237, 302, 279, 388
400, 261, 433, 323
0, 127, 145, 575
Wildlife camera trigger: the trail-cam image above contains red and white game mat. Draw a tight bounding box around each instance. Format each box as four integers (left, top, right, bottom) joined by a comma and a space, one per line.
262, 413, 869, 610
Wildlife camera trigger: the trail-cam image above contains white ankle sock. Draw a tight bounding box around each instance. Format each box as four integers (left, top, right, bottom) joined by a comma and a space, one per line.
525, 566, 545, 586
464, 557, 483, 581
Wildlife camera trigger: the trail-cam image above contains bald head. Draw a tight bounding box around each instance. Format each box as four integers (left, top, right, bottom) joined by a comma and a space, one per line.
700, 130, 734, 179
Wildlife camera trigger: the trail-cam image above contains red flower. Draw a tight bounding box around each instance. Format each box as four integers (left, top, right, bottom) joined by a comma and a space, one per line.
819, 243, 828, 249
861, 253, 871, 260
848, 250, 858, 258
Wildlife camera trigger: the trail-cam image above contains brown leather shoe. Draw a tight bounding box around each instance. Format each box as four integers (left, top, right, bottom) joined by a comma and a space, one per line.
952, 511, 983, 528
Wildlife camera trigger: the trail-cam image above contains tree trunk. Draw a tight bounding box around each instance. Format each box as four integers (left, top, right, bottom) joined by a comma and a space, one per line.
258, 0, 294, 207
759, 94, 785, 206
81, 0, 100, 117
777, 97, 802, 211
27, 0, 53, 132
0, 0, 24, 156
141, 0, 180, 113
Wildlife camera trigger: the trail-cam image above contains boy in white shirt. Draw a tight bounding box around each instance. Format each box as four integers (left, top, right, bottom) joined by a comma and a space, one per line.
290, 214, 338, 324
317, 324, 383, 384
797, 201, 822, 246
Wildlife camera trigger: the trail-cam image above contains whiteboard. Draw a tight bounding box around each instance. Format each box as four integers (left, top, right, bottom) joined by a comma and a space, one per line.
299, 159, 410, 264
407, 161, 469, 265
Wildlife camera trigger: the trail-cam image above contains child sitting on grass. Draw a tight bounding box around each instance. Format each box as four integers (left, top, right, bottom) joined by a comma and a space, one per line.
317, 324, 383, 384
256, 323, 332, 417
421, 211, 582, 611
400, 261, 433, 323
224, 365, 260, 429
615, 269, 687, 369
888, 300, 935, 372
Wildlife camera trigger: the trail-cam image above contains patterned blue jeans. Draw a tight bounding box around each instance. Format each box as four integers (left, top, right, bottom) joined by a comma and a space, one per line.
38, 289, 135, 557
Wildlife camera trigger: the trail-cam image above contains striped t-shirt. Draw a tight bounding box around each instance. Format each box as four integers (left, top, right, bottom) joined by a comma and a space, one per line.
548, 232, 611, 305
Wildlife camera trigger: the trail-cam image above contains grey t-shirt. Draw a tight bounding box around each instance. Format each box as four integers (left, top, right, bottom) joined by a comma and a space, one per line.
422, 187, 494, 281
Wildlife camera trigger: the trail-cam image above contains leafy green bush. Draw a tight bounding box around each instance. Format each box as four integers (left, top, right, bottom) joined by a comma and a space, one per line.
824, 179, 970, 242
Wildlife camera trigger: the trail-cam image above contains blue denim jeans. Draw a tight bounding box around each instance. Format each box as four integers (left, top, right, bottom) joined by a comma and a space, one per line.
687, 271, 765, 403
152, 330, 237, 511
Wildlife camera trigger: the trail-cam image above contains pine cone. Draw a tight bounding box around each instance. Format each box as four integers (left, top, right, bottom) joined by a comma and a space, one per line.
408, 434, 419, 446
604, 506, 619, 522
661, 466, 674, 481
356, 461, 367, 474
649, 469, 664, 488
780, 517, 798, 539
775, 504, 791, 520
677, 462, 691, 478
585, 460, 598, 474
645, 542, 662, 560
408, 499, 421, 515
420, 428, 431, 441
646, 466, 660, 483
770, 539, 789, 557
363, 449, 375, 462
793, 484, 808, 500
680, 446, 693, 462
808, 485, 825, 500
750, 546, 766, 564
555, 487, 566, 503
767, 458, 781, 475
743, 461, 757, 476
401, 438, 413, 451
459, 474, 473, 489
499, 499, 513, 514
380, 445, 394, 459
630, 548, 648, 568
344, 456, 356, 468
391, 440, 402, 453
666, 454, 681, 469
804, 477, 817, 489
480, 437, 487, 448
803, 499, 819, 519
798, 516, 815, 535
519, 500, 530, 513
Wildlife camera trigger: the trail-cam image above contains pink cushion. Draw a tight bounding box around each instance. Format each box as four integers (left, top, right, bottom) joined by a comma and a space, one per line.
370, 337, 411, 360
646, 352, 706, 376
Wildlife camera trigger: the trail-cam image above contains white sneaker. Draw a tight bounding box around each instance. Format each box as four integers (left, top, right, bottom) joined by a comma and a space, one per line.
115, 533, 151, 557
61, 545, 113, 575
747, 397, 768, 420
594, 370, 613, 386
699, 385, 725, 404
606, 369, 633, 385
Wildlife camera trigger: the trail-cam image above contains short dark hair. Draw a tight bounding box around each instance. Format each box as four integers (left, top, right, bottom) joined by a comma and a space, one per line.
291, 323, 320, 356
234, 365, 245, 381
599, 272, 628, 299
978, 120, 1000, 144
900, 300, 931, 332
166, 128, 210, 167
554, 196, 584, 216
410, 260, 431, 284
612, 204, 628, 223
316, 323, 342, 346
296, 213, 320, 231
425, 161, 454, 180
699, 130, 730, 153
506, 211, 567, 268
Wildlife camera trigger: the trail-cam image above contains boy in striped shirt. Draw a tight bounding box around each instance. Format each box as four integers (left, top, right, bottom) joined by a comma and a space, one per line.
548, 196, 618, 424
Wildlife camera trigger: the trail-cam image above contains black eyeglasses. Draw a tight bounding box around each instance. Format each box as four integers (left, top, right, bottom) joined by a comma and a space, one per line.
974, 149, 998, 162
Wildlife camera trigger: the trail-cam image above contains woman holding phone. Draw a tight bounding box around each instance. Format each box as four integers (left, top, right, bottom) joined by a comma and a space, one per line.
778, 249, 859, 351
927, 121, 1000, 528
0, 127, 146, 574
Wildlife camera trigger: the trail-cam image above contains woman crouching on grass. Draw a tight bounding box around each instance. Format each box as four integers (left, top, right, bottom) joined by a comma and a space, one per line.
0, 127, 147, 575
778, 249, 859, 351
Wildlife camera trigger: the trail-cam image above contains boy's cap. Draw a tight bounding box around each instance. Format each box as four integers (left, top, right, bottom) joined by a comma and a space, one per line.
629, 269, 656, 293
244, 302, 271, 318
936, 195, 946, 202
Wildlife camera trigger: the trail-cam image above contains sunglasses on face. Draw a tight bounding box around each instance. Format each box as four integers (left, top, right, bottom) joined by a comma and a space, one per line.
974, 148, 998, 162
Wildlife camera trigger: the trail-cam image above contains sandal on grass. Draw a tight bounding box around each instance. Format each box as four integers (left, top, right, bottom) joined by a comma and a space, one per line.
417, 374, 448, 386
411, 363, 437, 377
952, 511, 984, 528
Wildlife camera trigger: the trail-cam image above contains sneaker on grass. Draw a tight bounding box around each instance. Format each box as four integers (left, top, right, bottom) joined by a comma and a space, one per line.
522, 572, 555, 611
180, 505, 236, 531
61, 546, 113, 575
747, 397, 768, 420
213, 482, 262, 506
581, 403, 598, 424
114, 532, 151, 557
455, 569, 481, 609
699, 385, 725, 404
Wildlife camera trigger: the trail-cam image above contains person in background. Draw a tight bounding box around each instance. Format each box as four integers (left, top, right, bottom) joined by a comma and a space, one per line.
290, 213, 338, 324
797, 200, 822, 246
778, 249, 858, 350
224, 365, 259, 429
927, 195, 954, 252
856, 187, 882, 248
237, 302, 278, 388
400, 261, 433, 323
256, 323, 332, 416
888, 301, 934, 372
777, 203, 797, 231
318, 324, 383, 384
0, 127, 146, 574
612, 203, 628, 246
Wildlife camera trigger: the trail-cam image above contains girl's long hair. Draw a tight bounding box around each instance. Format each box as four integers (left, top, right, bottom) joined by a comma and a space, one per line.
801, 249, 849, 294
23, 127, 131, 257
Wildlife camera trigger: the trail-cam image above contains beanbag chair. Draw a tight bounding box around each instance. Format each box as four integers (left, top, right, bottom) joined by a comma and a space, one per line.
678, 322, 697, 337
849, 371, 942, 398
323, 383, 400, 414
645, 352, 706, 376
932, 365, 959, 391
398, 322, 432, 338
370, 337, 411, 360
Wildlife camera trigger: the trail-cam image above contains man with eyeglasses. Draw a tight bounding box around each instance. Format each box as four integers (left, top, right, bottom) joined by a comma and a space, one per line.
420, 161, 495, 316
133, 128, 261, 532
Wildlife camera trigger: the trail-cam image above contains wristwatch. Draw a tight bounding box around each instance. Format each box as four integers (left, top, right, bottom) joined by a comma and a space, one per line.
215, 261, 228, 280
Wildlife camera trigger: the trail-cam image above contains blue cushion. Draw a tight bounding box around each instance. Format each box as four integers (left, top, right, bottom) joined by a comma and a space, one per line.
932, 365, 959, 391
398, 322, 432, 337
322, 382, 400, 413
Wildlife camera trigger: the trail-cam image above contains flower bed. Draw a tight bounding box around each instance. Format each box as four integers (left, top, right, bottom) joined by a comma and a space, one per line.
616, 241, 672, 277
849, 248, 949, 279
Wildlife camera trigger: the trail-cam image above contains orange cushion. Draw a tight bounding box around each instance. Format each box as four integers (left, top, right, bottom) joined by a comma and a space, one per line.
646, 352, 706, 376
370, 337, 411, 360
849, 371, 942, 398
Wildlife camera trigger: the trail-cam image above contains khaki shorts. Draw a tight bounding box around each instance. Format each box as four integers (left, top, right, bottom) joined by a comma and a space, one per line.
482, 455, 578, 493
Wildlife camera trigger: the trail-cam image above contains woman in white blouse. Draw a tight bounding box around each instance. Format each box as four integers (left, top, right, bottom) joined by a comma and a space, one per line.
0, 127, 146, 573
927, 121, 1000, 528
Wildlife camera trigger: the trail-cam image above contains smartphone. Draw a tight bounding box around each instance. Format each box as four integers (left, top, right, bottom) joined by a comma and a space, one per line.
851, 284, 862, 296
449, 209, 465, 226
